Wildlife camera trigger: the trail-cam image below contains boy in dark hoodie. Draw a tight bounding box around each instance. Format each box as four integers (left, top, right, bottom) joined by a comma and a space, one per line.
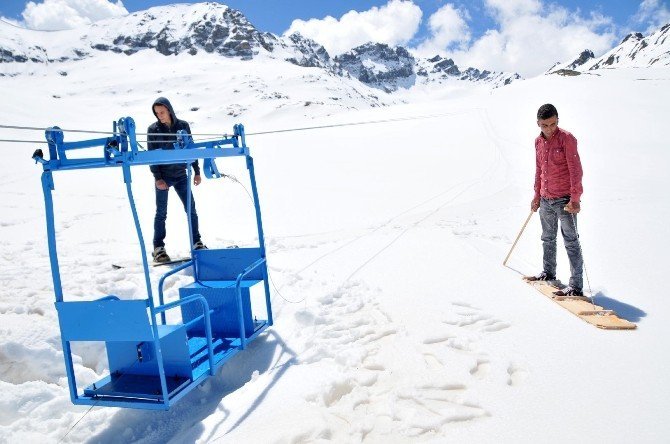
147, 97, 206, 262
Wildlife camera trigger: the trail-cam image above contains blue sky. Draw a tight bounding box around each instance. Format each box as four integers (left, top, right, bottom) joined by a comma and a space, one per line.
1, 1, 669, 76
0, 1, 659, 38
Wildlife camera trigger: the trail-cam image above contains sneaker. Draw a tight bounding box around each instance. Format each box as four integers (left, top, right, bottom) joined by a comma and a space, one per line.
553, 286, 584, 297
152, 246, 171, 263
193, 241, 208, 250
525, 271, 556, 281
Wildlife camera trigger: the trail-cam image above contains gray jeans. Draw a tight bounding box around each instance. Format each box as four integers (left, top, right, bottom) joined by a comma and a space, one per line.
539, 196, 583, 290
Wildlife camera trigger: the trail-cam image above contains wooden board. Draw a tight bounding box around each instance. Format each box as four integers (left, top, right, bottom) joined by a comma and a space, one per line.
111, 258, 192, 269
151, 257, 191, 267
524, 279, 636, 330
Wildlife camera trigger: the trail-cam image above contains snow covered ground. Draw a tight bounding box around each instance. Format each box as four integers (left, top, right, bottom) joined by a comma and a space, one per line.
0, 50, 669, 443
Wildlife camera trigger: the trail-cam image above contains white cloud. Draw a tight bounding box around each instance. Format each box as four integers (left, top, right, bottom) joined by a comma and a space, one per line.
425, 0, 617, 77
284, 0, 422, 56
633, 0, 670, 33
21, 0, 128, 31
415, 4, 470, 56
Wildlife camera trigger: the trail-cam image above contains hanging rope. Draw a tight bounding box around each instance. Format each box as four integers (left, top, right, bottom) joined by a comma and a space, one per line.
569, 212, 595, 308
221, 173, 307, 304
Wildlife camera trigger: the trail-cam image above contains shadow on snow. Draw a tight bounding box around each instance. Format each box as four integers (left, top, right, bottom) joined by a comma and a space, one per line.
87, 329, 297, 443
592, 291, 646, 323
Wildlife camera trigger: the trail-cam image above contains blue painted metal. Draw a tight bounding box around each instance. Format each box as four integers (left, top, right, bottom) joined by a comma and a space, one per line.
34, 117, 273, 410
157, 259, 193, 324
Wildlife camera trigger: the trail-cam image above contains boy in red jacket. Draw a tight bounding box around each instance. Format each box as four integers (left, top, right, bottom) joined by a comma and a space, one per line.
527, 104, 584, 296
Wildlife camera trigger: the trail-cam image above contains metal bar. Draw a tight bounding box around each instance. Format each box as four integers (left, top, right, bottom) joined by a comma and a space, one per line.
123, 166, 153, 307
247, 156, 267, 258
262, 266, 273, 326
157, 260, 194, 324
41, 171, 64, 302
95, 295, 121, 302
234, 258, 267, 349
133, 148, 246, 163
183, 314, 206, 330
61, 340, 79, 404
186, 165, 194, 248
62, 137, 110, 150
122, 164, 169, 407
42, 147, 247, 172
155, 295, 215, 376
247, 154, 273, 326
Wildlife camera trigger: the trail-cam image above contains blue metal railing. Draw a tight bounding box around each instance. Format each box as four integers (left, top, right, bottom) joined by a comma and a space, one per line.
157, 260, 194, 324
154, 294, 216, 376
234, 257, 266, 349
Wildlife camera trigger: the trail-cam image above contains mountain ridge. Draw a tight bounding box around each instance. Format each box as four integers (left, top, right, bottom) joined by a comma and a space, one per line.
0, 2, 519, 91
548, 23, 670, 74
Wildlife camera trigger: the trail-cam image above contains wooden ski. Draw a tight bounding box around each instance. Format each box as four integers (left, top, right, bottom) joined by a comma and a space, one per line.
112, 258, 192, 269
523, 278, 636, 330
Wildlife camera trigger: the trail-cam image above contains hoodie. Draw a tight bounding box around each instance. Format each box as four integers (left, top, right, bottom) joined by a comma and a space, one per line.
147, 97, 201, 180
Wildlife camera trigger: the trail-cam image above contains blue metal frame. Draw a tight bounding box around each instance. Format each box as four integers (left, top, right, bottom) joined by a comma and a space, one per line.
34, 118, 273, 410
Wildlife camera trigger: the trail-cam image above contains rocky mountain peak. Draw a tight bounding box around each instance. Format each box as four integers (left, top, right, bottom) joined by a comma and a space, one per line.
568, 49, 595, 68
547, 22, 670, 74
1, 2, 521, 91
0, 2, 277, 63
283, 32, 333, 69
86, 2, 277, 59
334, 43, 416, 92
621, 32, 644, 45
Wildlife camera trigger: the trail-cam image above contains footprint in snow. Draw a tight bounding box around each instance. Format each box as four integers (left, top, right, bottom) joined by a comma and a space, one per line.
507, 363, 530, 386
470, 358, 491, 379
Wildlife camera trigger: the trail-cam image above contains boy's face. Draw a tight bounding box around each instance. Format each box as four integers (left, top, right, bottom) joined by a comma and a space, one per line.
154, 105, 172, 125
537, 115, 558, 139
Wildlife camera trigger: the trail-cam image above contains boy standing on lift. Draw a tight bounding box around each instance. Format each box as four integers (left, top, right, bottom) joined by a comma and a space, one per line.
147, 97, 206, 263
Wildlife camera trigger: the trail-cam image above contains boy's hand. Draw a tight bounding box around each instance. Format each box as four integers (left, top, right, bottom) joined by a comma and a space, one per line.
565, 201, 580, 214
531, 198, 540, 212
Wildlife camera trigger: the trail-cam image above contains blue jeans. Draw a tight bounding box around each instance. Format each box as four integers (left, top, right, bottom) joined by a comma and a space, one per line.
153, 175, 201, 249
539, 196, 583, 290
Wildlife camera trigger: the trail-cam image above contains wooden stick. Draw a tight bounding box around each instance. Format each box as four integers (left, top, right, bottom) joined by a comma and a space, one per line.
503, 211, 534, 266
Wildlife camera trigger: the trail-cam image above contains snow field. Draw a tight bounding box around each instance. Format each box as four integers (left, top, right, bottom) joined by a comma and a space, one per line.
0, 49, 669, 443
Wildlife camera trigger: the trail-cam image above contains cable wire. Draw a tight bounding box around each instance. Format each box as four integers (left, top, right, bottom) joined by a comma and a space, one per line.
0, 138, 47, 144
222, 174, 306, 304
0, 124, 116, 135
1, 110, 465, 144
244, 112, 459, 136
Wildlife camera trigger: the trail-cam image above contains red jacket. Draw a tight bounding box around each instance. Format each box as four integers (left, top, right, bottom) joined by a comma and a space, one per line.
534, 127, 583, 202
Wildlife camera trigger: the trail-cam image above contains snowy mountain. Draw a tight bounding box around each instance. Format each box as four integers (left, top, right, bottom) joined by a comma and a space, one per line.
0, 2, 519, 93
334, 43, 416, 93
333, 43, 519, 93
548, 23, 670, 74
0, 3, 278, 63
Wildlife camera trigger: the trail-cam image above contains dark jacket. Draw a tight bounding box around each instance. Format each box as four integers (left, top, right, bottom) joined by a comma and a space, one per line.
147, 97, 200, 180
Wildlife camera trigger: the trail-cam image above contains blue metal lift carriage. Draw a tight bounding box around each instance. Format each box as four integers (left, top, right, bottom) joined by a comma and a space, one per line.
32, 117, 273, 410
